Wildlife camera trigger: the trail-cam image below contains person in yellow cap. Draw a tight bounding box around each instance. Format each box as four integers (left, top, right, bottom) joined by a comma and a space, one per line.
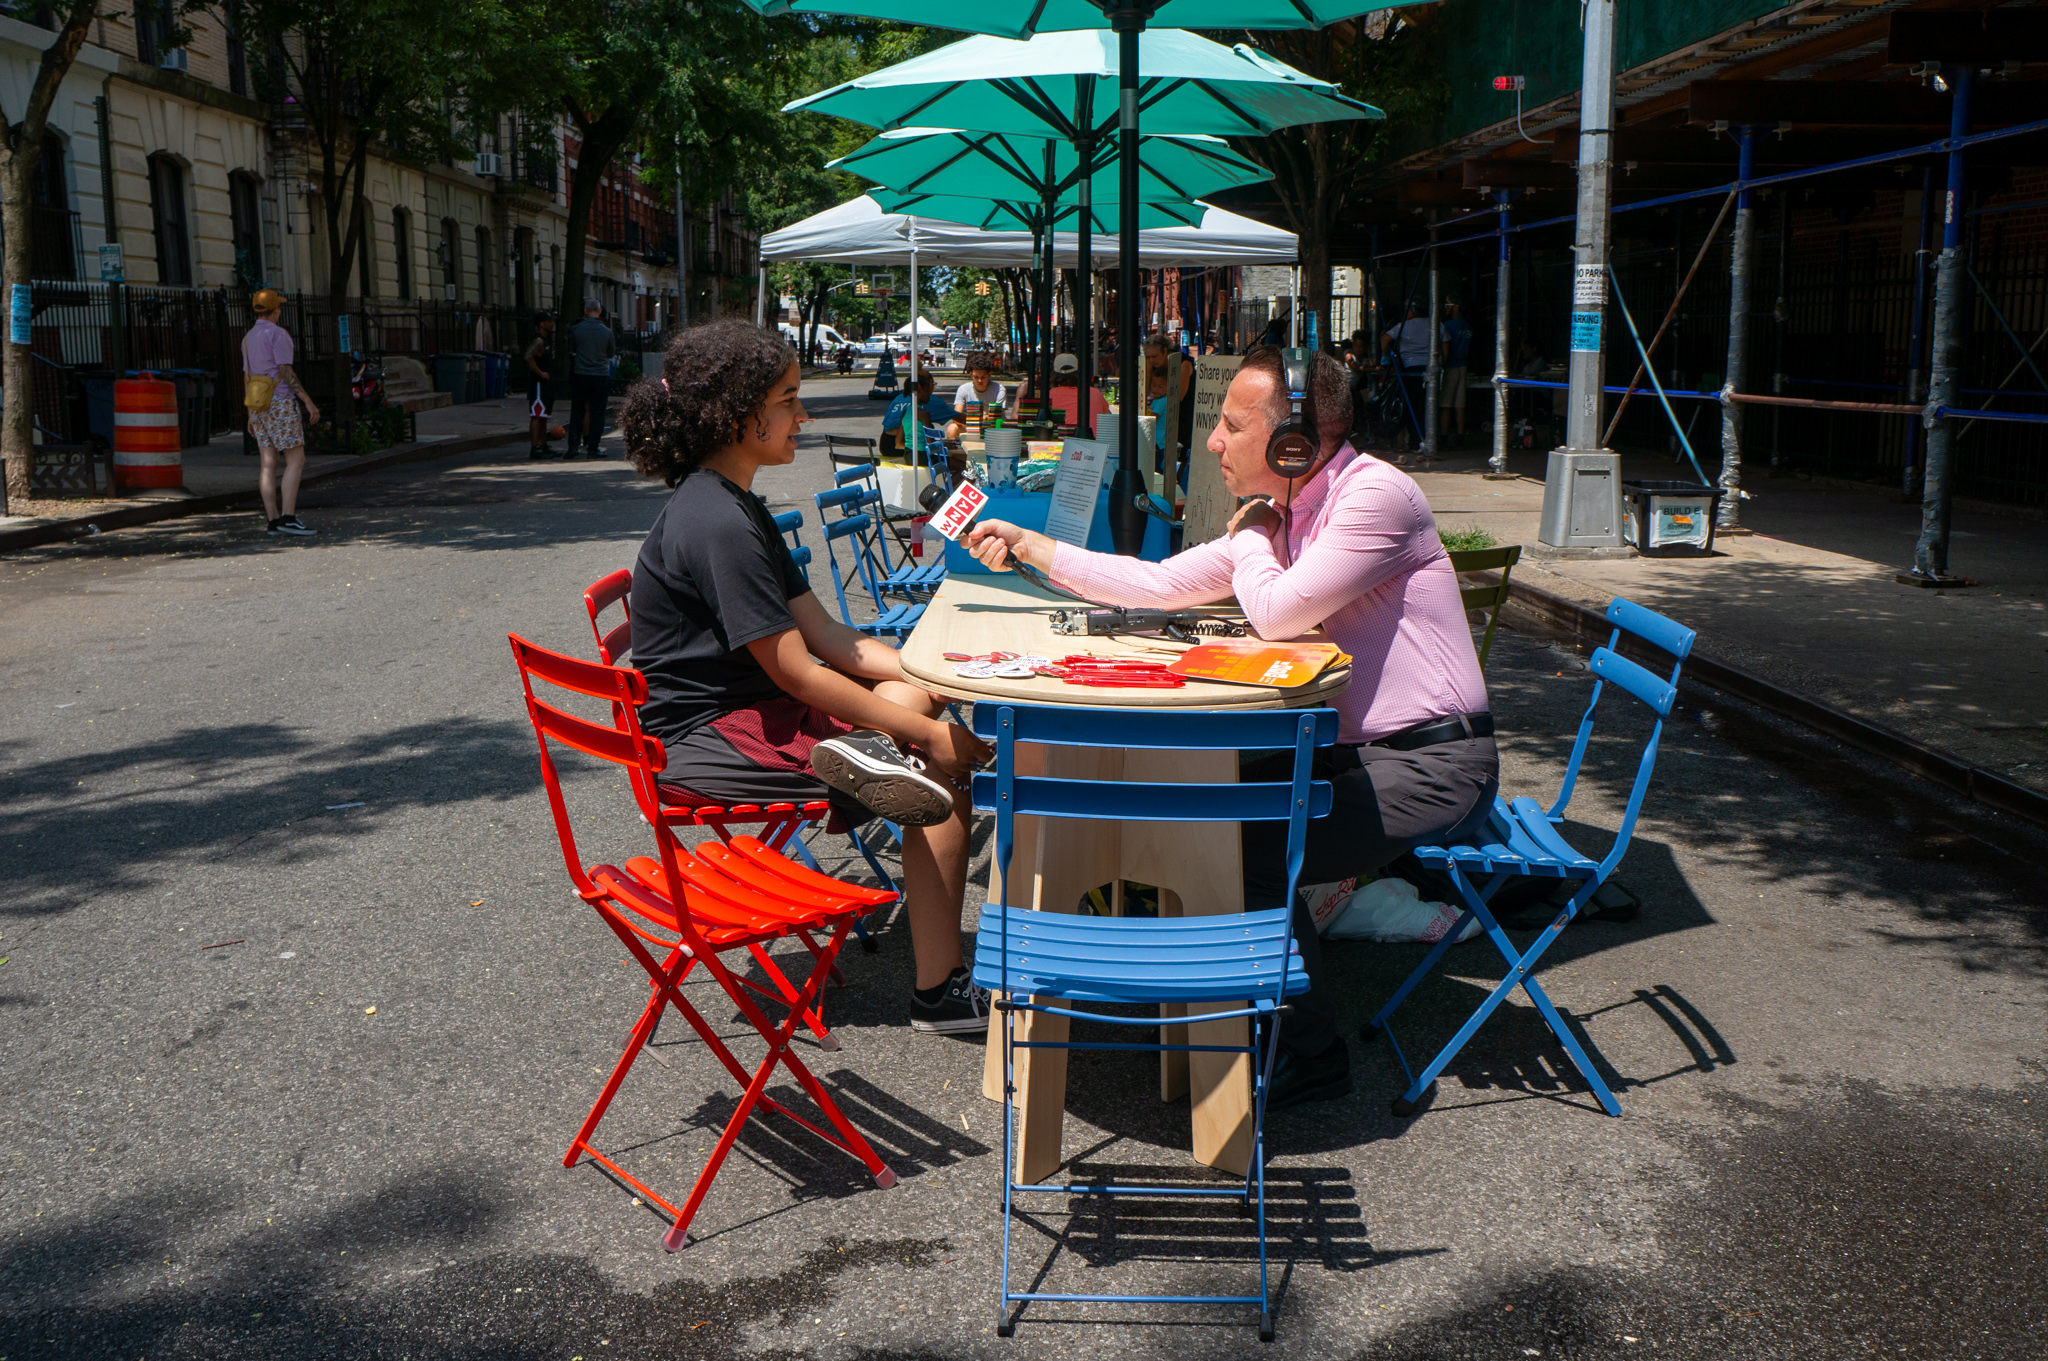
242, 289, 322, 536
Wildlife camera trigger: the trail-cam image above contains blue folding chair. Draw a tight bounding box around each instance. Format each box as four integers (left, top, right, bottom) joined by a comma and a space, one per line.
971, 703, 1338, 1342
822, 470, 948, 600
1362, 597, 1696, 1119
770, 509, 814, 587
815, 503, 927, 645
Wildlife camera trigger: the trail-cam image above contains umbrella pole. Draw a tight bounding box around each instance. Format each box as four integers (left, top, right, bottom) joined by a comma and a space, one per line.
1076, 136, 1095, 441
908, 219, 922, 488
1107, 10, 1151, 555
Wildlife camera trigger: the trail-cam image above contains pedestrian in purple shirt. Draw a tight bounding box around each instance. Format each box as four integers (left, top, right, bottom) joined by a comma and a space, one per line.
242, 289, 322, 536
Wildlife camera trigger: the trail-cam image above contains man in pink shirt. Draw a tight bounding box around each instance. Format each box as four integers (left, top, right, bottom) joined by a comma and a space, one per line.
966, 345, 1498, 1109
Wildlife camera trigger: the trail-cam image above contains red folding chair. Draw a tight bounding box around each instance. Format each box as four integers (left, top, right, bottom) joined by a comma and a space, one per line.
582, 569, 896, 949
509, 633, 899, 1249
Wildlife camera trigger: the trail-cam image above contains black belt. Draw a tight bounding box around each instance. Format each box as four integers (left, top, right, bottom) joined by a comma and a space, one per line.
1359, 711, 1494, 753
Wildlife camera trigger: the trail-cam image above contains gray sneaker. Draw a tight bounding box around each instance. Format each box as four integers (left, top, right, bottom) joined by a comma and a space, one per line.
810, 729, 954, 827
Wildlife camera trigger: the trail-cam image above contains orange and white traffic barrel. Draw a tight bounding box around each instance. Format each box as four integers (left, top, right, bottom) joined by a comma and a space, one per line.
113, 372, 182, 490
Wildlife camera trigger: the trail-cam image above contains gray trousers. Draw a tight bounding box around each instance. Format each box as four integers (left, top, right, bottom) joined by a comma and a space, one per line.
1241, 736, 1499, 1058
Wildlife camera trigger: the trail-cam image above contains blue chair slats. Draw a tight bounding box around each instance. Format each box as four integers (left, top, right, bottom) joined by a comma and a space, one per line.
818, 481, 947, 600
816, 512, 925, 642
969, 703, 1339, 1342
770, 509, 813, 587
823, 464, 942, 597
1362, 596, 1697, 1120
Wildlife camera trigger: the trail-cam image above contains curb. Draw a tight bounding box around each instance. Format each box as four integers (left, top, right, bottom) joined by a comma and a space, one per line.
0, 430, 525, 554
1501, 576, 2048, 835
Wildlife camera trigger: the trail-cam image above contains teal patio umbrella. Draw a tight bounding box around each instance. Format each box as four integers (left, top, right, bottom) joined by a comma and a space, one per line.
829, 127, 1271, 209
792, 29, 1372, 464
779, 21, 1389, 548
834, 125, 1272, 418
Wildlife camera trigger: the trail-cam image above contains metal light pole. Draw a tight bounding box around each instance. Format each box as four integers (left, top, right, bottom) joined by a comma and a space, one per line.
1424, 215, 1440, 457
1076, 134, 1096, 439
1537, 0, 1623, 549
1717, 125, 1756, 528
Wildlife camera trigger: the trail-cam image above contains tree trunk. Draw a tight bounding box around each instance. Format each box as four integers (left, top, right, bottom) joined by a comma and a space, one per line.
556, 103, 642, 382
323, 183, 366, 442
1, 147, 37, 503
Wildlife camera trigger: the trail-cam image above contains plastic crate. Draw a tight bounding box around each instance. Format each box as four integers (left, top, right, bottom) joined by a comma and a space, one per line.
1622, 481, 1723, 558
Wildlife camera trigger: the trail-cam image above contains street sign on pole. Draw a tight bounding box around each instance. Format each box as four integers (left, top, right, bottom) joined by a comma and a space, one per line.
98, 243, 124, 282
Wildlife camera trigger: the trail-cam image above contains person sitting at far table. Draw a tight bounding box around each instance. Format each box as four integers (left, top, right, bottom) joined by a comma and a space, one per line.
964, 344, 1498, 1111
882, 371, 965, 477
621, 320, 995, 1033
947, 353, 1007, 442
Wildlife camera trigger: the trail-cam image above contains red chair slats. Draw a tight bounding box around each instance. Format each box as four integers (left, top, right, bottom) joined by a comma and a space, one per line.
584, 571, 894, 953
510, 631, 898, 1249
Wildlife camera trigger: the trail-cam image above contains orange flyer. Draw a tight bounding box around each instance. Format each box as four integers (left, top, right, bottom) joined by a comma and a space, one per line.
1167, 642, 1350, 689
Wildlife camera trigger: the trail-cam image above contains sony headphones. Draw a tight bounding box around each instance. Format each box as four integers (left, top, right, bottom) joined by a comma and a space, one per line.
1265, 347, 1320, 477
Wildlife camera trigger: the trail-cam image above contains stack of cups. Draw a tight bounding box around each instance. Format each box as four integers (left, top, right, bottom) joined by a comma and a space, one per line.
1094, 424, 1150, 494
983, 427, 1023, 490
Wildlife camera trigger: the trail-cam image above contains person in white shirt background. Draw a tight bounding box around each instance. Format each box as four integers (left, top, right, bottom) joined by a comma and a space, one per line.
946, 354, 1006, 442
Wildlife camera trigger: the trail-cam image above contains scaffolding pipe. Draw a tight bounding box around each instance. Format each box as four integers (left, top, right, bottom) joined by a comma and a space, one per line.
1902, 163, 1935, 495
1915, 66, 1973, 582
1376, 113, 2048, 264
1772, 191, 1789, 468
1489, 191, 1512, 477
1425, 216, 1440, 457
1718, 127, 1756, 528
1730, 392, 1922, 415
1604, 188, 1736, 442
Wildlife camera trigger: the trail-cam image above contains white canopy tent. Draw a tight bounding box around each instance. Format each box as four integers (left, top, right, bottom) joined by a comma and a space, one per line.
759, 193, 1297, 268
758, 194, 1297, 478
893, 316, 946, 337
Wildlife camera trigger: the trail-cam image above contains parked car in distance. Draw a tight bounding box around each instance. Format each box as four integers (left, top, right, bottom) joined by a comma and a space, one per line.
779, 322, 850, 354
860, 335, 893, 357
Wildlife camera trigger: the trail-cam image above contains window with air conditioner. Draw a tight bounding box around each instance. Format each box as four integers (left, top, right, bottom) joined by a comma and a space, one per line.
475, 152, 503, 178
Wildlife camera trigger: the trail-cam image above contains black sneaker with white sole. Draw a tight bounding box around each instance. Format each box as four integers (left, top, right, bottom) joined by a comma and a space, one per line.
910, 968, 990, 1034
810, 730, 954, 827
273, 515, 315, 537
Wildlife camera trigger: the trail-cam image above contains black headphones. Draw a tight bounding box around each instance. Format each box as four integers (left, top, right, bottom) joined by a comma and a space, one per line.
1265, 347, 1320, 477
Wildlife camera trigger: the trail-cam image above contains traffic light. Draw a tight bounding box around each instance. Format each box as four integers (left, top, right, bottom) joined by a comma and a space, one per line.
855, 280, 869, 296
973, 279, 991, 296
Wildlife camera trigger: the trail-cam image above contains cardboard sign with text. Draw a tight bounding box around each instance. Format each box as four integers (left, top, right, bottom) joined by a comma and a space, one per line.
1181, 353, 1244, 546
930, 479, 990, 541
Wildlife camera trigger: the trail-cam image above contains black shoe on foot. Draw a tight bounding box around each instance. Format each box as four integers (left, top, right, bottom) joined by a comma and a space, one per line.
273, 515, 315, 537
264, 517, 282, 535
910, 967, 990, 1034
1266, 1038, 1353, 1111
810, 729, 954, 827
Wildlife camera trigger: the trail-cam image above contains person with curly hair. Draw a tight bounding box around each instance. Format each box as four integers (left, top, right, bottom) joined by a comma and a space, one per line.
621, 319, 995, 1034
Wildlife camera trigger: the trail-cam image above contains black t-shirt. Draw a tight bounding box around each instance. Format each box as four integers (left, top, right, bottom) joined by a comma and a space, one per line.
630, 469, 809, 742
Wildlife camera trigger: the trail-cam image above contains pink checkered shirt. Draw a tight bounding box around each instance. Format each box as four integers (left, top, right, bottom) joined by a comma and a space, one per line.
1048, 442, 1488, 744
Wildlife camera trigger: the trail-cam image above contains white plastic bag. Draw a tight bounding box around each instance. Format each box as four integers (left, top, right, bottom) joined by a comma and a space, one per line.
1323, 877, 1479, 944
1302, 878, 1358, 934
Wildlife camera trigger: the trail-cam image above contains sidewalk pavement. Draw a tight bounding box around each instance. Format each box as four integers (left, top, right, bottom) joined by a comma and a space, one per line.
1408, 451, 2048, 795
0, 396, 561, 548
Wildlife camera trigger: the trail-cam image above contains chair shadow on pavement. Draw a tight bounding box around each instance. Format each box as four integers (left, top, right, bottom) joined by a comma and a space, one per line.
580, 1068, 993, 1246
1311, 831, 1735, 1122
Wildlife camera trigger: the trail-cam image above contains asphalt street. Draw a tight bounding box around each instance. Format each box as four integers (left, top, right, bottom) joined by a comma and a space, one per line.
3, 374, 2044, 1360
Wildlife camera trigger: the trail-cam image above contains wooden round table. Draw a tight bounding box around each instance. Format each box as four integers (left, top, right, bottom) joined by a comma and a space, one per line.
900, 572, 1349, 1181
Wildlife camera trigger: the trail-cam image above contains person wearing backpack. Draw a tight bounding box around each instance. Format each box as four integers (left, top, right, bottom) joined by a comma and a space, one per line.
242, 289, 321, 536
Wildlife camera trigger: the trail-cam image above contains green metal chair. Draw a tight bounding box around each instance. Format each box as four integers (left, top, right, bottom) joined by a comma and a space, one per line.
1447, 543, 1522, 671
